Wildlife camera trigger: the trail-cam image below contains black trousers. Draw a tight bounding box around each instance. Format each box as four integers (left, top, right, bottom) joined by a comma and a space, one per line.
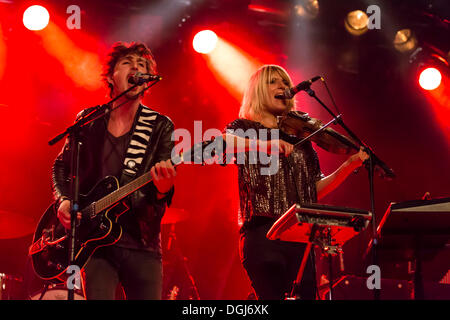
83, 245, 162, 300
240, 221, 317, 300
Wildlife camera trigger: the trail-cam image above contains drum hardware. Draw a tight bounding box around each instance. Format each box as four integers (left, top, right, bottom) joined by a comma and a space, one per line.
163, 210, 200, 300
30, 283, 85, 300
0, 273, 23, 300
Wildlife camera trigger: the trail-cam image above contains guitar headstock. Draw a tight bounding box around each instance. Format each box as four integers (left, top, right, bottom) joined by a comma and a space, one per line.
172, 137, 227, 166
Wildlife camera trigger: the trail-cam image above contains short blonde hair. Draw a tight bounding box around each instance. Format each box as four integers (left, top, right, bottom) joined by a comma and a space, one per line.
239, 65, 296, 121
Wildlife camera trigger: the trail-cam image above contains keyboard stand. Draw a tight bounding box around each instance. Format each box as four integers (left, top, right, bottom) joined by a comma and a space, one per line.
267, 203, 371, 300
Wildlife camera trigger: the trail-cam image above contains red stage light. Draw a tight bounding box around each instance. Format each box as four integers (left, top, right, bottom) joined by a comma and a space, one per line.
23, 5, 50, 31
205, 39, 259, 99
419, 67, 442, 90
193, 30, 218, 54
38, 23, 103, 91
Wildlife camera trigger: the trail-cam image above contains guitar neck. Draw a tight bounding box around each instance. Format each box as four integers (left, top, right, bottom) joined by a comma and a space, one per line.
85, 137, 217, 217
93, 154, 183, 215
94, 171, 150, 213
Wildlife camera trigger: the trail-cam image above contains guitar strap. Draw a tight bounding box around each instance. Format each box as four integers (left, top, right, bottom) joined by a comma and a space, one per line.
120, 104, 158, 179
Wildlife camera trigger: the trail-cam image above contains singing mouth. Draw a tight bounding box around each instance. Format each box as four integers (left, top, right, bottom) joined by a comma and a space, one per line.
127, 74, 136, 84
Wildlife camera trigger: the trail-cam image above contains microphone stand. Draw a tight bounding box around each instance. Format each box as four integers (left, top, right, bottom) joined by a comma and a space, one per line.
293, 82, 395, 300
48, 77, 161, 300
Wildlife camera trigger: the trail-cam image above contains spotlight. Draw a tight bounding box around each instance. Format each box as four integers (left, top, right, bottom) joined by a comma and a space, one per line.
23, 5, 50, 31
409, 46, 449, 91
393, 29, 417, 53
193, 30, 218, 54
419, 67, 442, 90
344, 10, 368, 36
295, 0, 319, 19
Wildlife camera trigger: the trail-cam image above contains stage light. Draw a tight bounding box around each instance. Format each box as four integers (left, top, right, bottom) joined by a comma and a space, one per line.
205, 39, 259, 97
38, 23, 103, 90
23, 5, 50, 31
393, 29, 417, 52
193, 30, 218, 54
295, 0, 319, 19
344, 10, 368, 36
419, 67, 442, 90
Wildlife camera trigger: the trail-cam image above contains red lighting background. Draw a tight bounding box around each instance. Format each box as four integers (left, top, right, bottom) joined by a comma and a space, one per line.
0, 0, 449, 300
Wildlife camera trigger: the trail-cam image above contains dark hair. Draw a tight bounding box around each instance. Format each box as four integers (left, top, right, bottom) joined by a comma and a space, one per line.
102, 41, 157, 97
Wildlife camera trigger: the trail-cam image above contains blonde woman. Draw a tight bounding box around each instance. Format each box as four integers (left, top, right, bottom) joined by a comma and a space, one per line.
223, 65, 368, 299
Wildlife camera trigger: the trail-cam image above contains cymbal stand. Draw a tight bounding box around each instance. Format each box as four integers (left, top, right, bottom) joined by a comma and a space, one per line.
36, 282, 51, 300
167, 224, 200, 300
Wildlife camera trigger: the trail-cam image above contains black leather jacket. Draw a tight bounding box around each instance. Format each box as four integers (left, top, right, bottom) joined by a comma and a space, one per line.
52, 105, 175, 254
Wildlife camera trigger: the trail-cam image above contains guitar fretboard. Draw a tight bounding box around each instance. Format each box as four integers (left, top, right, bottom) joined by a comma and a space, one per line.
93, 154, 183, 215
94, 171, 152, 213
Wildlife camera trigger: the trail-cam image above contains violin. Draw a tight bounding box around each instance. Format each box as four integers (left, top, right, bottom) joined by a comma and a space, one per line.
276, 111, 359, 155
276, 111, 396, 179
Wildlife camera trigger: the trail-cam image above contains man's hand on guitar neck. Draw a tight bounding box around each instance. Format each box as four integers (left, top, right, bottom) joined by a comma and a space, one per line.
150, 159, 176, 199
56, 159, 176, 228
57, 200, 82, 230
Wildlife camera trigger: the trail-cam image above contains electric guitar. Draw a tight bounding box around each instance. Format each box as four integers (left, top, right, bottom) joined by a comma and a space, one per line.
29, 140, 219, 281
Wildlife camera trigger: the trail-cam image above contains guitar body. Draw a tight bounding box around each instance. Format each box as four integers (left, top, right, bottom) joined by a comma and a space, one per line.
30, 176, 127, 281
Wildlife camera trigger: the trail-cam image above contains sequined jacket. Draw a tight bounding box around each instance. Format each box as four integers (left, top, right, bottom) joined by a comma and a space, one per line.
225, 115, 324, 229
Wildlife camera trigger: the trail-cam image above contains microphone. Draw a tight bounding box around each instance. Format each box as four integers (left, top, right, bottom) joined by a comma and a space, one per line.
128, 72, 162, 85
275, 76, 322, 99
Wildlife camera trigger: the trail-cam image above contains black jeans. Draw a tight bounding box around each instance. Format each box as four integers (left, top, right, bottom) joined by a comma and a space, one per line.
83, 245, 162, 300
240, 221, 317, 300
